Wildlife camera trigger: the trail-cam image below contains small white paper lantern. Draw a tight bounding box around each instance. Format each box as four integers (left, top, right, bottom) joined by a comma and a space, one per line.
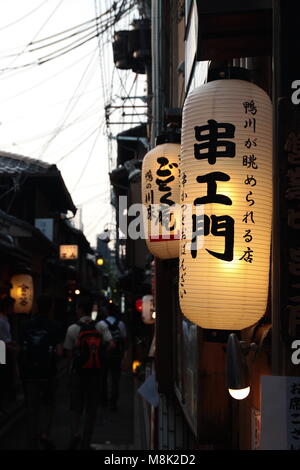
141, 141, 181, 259
10, 273, 34, 314
179, 78, 272, 330
142, 295, 155, 324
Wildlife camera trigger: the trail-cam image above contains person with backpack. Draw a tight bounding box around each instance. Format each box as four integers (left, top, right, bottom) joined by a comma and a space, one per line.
19, 294, 64, 450
63, 295, 113, 450
97, 302, 127, 411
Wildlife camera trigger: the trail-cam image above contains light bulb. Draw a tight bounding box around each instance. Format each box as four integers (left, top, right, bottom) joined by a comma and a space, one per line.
228, 386, 250, 400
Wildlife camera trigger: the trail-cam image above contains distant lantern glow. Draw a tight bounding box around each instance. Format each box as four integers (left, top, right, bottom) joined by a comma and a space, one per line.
141, 142, 181, 259
10, 273, 34, 314
179, 78, 272, 330
59, 244, 78, 260
135, 298, 143, 312
142, 295, 155, 324
96, 257, 104, 266
132, 360, 142, 373
75, 289, 80, 295
228, 387, 250, 400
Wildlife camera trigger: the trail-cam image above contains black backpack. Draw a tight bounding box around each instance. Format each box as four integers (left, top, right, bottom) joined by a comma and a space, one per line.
104, 318, 124, 357
21, 327, 55, 379
73, 320, 104, 375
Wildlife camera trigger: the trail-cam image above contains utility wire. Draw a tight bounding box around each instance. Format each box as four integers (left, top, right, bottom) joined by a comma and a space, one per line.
28, 3, 117, 45
76, 191, 109, 207
0, 46, 97, 102
0, 1, 135, 73
0, 0, 50, 33
1, 102, 102, 148
71, 125, 103, 192
54, 123, 103, 165
0, 0, 65, 76
38, 50, 98, 159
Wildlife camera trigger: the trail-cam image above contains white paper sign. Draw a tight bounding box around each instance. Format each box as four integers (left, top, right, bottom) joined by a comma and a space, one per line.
261, 375, 300, 450
35, 218, 54, 241
137, 373, 159, 407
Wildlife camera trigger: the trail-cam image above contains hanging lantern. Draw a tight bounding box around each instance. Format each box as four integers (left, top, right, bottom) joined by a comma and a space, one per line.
179, 75, 272, 330
142, 295, 155, 324
141, 135, 181, 259
10, 273, 34, 314
135, 298, 143, 313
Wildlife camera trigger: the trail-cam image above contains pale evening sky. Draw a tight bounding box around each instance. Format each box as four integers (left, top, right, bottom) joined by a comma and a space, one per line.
0, 0, 146, 247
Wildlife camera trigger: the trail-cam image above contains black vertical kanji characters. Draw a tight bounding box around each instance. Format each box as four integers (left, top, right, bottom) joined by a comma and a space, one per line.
246, 191, 255, 206
243, 230, 253, 243
291, 428, 300, 440
244, 137, 257, 149
243, 154, 258, 169
239, 247, 254, 263
243, 211, 255, 224
193, 172, 232, 206
291, 383, 300, 395
191, 213, 234, 261
155, 205, 176, 232
145, 169, 153, 182
194, 119, 236, 164
244, 118, 256, 133
191, 214, 209, 259
244, 175, 257, 186
145, 189, 154, 204
243, 100, 257, 115
155, 157, 178, 206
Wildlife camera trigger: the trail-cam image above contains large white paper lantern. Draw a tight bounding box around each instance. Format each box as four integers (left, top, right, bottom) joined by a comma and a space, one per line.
142, 295, 155, 324
10, 273, 34, 314
141, 141, 181, 259
179, 78, 272, 330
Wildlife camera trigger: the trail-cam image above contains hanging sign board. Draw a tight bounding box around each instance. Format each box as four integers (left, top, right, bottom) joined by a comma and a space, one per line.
261, 375, 300, 450
59, 244, 78, 260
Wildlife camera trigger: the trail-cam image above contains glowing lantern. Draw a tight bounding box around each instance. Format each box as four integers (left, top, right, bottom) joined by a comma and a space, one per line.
179, 77, 272, 330
142, 295, 155, 324
141, 136, 181, 259
10, 273, 34, 314
135, 298, 143, 312
132, 360, 142, 373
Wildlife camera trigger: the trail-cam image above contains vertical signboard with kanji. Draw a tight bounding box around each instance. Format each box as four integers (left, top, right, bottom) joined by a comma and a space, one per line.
261, 376, 300, 449
273, 1, 300, 373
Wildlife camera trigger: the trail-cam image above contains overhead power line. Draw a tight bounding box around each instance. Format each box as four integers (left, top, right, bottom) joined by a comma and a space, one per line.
0, 0, 50, 33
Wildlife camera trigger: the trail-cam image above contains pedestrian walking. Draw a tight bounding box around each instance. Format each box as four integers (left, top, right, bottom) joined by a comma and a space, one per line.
98, 302, 127, 411
18, 294, 64, 450
0, 296, 16, 416
63, 295, 113, 450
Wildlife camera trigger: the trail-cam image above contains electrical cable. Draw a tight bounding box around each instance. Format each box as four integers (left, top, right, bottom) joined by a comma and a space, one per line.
37, 49, 98, 159
0, 0, 65, 76
0, 0, 135, 73
76, 191, 109, 207
0, 0, 50, 33
0, 0, 137, 243
0, 45, 98, 103
28, 3, 117, 46
54, 122, 103, 165
71, 125, 103, 193
1, 103, 102, 149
